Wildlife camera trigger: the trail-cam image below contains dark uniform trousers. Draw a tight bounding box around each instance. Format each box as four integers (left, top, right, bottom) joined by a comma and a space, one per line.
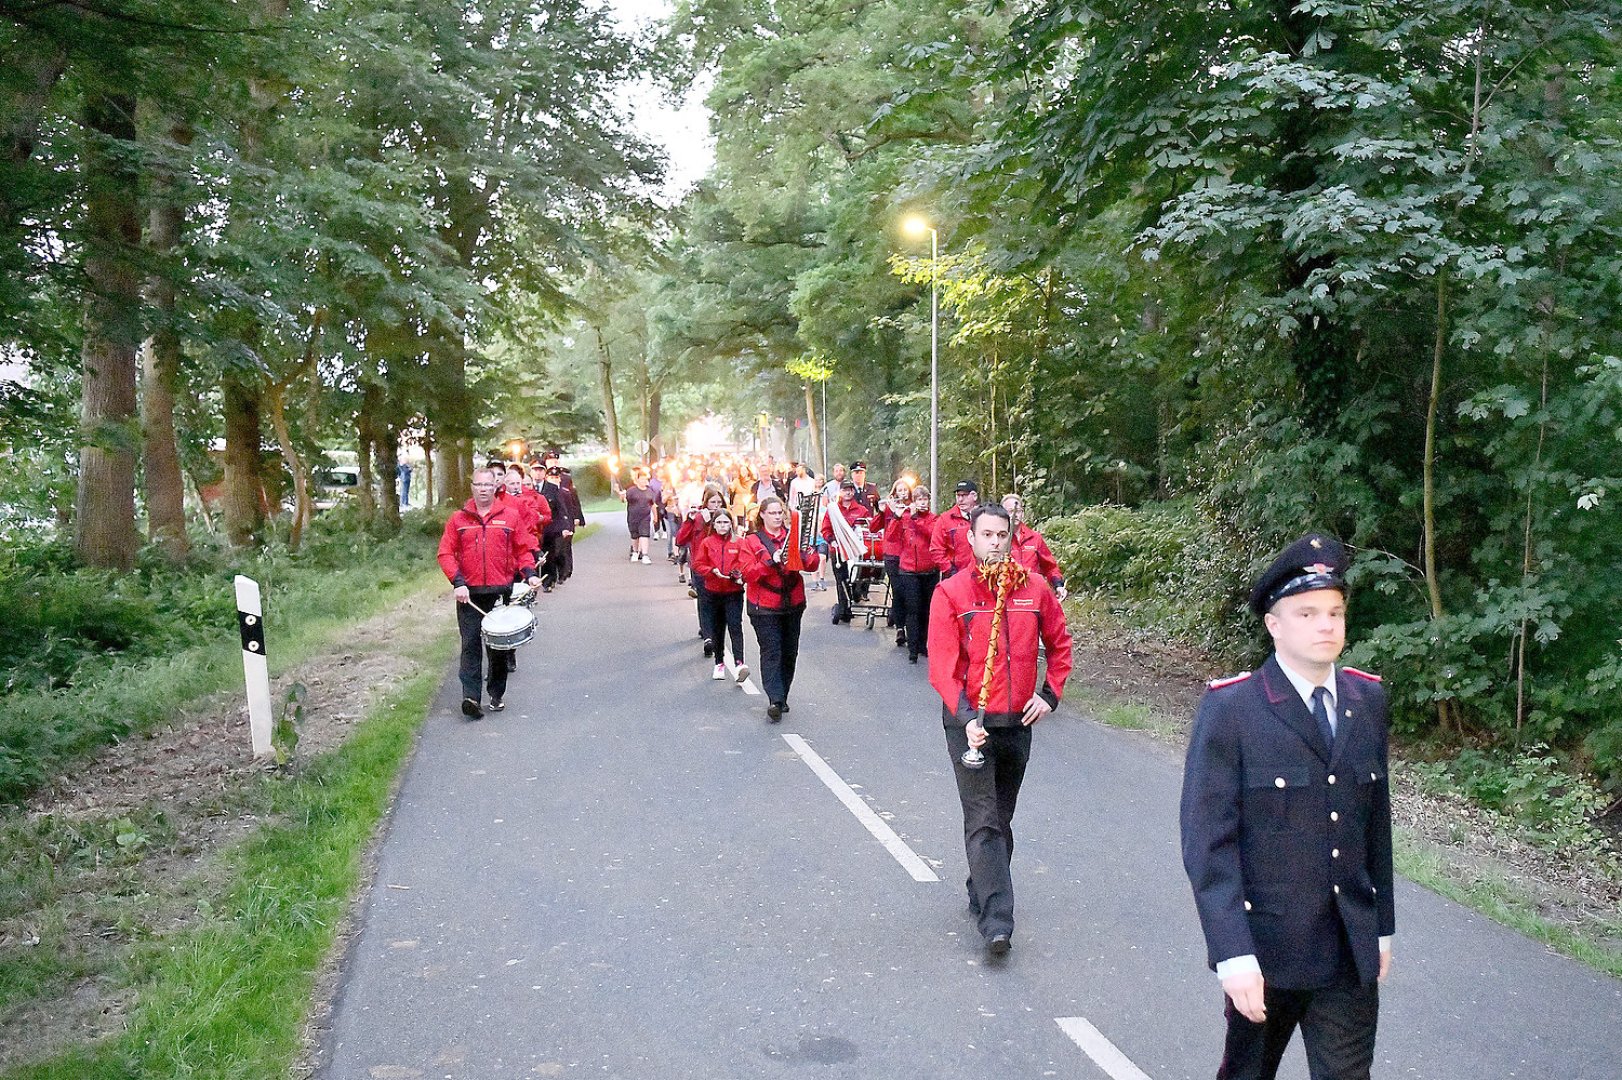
748, 607, 804, 704
1219, 963, 1379, 1080
540, 533, 566, 588
883, 554, 902, 628
944, 718, 1031, 939
692, 574, 712, 640
455, 586, 512, 702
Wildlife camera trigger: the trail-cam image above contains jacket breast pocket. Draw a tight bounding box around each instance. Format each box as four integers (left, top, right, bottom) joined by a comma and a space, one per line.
1243, 764, 1316, 833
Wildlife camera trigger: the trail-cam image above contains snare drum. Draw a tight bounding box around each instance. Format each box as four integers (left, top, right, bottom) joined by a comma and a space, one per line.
861, 530, 885, 562
481, 604, 536, 650
509, 580, 536, 607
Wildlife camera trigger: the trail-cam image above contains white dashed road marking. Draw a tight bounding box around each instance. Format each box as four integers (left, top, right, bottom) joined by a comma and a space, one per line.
1055, 1017, 1153, 1080
780, 734, 939, 883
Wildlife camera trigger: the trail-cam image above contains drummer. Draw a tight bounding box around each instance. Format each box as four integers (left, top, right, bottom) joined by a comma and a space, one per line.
822, 478, 878, 625
437, 467, 540, 720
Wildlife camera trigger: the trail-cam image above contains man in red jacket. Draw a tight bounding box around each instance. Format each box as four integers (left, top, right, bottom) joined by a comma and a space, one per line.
928, 502, 1073, 956
821, 479, 877, 625
437, 468, 539, 719
930, 479, 980, 580
1002, 493, 1066, 600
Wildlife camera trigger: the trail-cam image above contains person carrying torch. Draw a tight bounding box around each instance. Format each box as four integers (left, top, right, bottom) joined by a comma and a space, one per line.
927, 503, 1073, 956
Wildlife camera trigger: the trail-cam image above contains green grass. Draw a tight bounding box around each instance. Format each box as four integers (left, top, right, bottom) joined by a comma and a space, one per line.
0, 550, 444, 805
580, 496, 621, 515
4, 631, 455, 1080
1393, 830, 1622, 979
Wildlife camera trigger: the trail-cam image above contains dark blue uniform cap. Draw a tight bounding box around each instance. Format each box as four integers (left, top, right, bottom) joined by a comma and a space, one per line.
1249, 533, 1349, 616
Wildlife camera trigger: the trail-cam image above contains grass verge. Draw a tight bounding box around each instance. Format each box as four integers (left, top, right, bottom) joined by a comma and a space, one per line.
0, 547, 442, 806
1394, 831, 1622, 979
3, 631, 455, 1080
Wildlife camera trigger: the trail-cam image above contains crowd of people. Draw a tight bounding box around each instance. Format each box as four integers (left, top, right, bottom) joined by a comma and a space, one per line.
438, 448, 1395, 1080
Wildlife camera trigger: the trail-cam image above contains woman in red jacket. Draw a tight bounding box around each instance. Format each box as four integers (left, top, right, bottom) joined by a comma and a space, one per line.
871, 478, 913, 644
894, 486, 939, 664
676, 485, 728, 654
690, 510, 750, 684
739, 496, 820, 721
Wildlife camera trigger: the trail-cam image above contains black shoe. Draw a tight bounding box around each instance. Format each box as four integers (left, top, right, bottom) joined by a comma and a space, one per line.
908, 653, 919, 664
780, 701, 790, 714
832, 611, 844, 625
461, 697, 483, 719
703, 639, 714, 657
541, 583, 554, 593
767, 702, 782, 722
488, 697, 505, 712
986, 933, 1012, 957
895, 632, 906, 647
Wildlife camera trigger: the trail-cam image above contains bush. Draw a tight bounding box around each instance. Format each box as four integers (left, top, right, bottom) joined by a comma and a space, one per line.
1039, 500, 1258, 656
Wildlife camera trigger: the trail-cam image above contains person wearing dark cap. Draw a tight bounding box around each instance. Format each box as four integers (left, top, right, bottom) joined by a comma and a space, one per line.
821, 478, 878, 623
849, 461, 879, 511
1180, 533, 1393, 1080
929, 480, 979, 580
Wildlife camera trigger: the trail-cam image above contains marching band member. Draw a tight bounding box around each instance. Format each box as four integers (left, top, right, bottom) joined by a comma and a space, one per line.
677, 486, 729, 656
437, 468, 539, 719
873, 478, 913, 643
691, 508, 750, 685
930, 479, 980, 580
740, 496, 820, 722
927, 503, 1073, 956
1002, 493, 1067, 600
895, 486, 938, 664
849, 461, 879, 510
822, 479, 877, 625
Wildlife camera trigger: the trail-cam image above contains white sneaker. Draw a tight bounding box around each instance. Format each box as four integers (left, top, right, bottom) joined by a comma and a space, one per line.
640, 554, 651, 564
629, 552, 638, 562
734, 663, 749, 684
712, 664, 726, 680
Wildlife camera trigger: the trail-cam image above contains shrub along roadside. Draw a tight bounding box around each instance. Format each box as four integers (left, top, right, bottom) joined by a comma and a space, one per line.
0, 518, 445, 805
2, 643, 453, 1080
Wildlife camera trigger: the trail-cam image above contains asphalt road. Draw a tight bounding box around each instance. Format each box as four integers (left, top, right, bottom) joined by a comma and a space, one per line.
317, 515, 1622, 1080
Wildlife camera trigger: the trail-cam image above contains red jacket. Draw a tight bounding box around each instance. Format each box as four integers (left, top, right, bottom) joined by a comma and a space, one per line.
499, 490, 541, 559
675, 509, 711, 549
740, 527, 820, 612
927, 566, 1073, 726
871, 505, 905, 558
929, 505, 975, 578
821, 497, 876, 543
897, 510, 937, 572
1010, 524, 1063, 589
437, 500, 536, 589
691, 532, 746, 595
519, 487, 553, 535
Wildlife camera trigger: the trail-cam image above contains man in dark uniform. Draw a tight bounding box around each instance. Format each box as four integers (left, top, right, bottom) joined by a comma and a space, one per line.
536, 463, 571, 592
927, 504, 1073, 956
849, 461, 879, 511
1180, 533, 1394, 1080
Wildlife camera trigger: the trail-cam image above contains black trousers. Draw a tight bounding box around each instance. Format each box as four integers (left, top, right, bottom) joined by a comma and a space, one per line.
749, 607, 804, 705
944, 720, 1031, 941
884, 555, 902, 627
560, 534, 575, 581
701, 590, 745, 666
692, 575, 711, 640
1218, 968, 1379, 1080
831, 555, 854, 619
455, 587, 512, 703
896, 569, 938, 660
540, 534, 566, 587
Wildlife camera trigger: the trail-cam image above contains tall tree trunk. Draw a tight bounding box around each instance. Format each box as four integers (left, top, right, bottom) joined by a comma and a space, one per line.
594, 323, 621, 460
140, 118, 193, 561
357, 381, 380, 525
421, 429, 436, 508
1423, 271, 1452, 733
75, 90, 143, 570
378, 419, 402, 532
803, 383, 822, 476
648, 385, 663, 456
222, 373, 265, 546
265, 380, 309, 551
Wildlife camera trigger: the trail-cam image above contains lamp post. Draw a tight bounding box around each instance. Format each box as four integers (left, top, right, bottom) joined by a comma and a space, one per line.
902, 216, 939, 498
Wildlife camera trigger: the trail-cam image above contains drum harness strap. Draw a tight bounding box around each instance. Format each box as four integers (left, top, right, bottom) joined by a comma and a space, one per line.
754, 529, 800, 607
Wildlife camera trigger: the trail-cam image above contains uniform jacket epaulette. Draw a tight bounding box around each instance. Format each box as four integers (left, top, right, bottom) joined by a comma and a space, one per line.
1343, 666, 1383, 683
1206, 671, 1252, 691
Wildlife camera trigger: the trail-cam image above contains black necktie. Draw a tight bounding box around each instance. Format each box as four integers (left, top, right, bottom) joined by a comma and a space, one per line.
1312, 686, 1335, 752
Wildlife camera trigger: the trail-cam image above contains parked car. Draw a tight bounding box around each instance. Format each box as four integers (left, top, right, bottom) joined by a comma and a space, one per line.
313, 465, 360, 511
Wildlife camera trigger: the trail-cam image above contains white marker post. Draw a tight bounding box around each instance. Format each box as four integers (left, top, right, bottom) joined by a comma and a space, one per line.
234, 575, 273, 757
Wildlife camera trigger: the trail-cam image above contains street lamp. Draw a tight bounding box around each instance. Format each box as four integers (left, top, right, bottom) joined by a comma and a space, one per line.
902, 215, 939, 499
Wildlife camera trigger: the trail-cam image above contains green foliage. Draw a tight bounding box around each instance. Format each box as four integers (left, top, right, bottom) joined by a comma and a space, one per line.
0, 519, 442, 805
272, 682, 306, 769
